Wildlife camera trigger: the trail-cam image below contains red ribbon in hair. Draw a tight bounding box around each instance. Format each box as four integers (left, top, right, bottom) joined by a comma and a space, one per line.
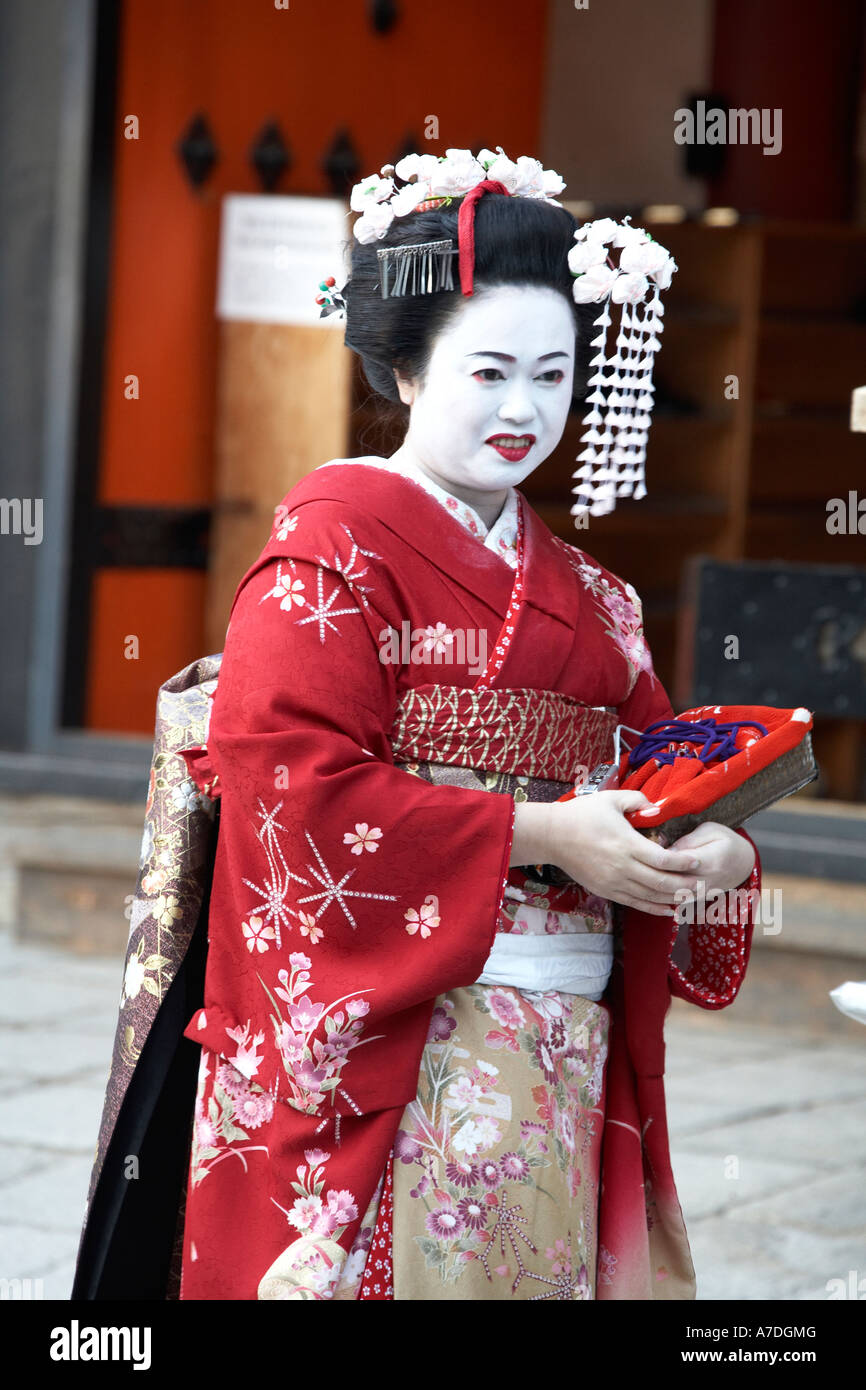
457, 178, 511, 296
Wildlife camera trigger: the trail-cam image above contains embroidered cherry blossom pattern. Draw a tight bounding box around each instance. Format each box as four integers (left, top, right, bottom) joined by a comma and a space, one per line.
526, 1233, 590, 1300
272, 505, 299, 542
260, 561, 306, 612
257, 952, 382, 1117
422, 623, 455, 656
257, 1150, 362, 1301
555, 539, 656, 694
343, 823, 383, 855
241, 915, 276, 954
404, 894, 441, 939
272, 1150, 359, 1240
297, 911, 324, 946
188, 1049, 271, 1188
597, 1243, 618, 1286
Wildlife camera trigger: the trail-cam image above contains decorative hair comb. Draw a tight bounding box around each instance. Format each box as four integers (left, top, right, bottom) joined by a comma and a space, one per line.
376, 239, 457, 299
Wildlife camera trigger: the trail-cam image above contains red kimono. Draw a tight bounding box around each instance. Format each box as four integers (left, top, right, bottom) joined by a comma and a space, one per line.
177, 461, 759, 1300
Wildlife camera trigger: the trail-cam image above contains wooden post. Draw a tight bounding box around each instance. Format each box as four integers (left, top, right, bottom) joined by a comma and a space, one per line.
206, 194, 352, 653
206, 321, 351, 652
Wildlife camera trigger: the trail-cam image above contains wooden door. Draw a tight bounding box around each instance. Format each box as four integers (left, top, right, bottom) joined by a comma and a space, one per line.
73, 0, 550, 733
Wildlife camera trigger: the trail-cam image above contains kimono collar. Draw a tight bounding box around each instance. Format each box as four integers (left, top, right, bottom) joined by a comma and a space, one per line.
321, 455, 520, 568
290, 461, 579, 629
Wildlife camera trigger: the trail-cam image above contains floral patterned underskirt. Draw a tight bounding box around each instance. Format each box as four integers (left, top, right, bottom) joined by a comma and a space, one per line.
381, 982, 611, 1300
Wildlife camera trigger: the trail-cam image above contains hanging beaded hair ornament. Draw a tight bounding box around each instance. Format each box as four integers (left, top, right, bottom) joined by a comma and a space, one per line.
318, 147, 678, 524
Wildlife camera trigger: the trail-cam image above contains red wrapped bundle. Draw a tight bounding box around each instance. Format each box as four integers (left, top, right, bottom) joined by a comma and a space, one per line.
617, 704, 816, 845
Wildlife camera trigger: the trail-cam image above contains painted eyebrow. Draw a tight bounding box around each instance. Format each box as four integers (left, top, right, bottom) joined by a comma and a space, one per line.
466, 351, 570, 362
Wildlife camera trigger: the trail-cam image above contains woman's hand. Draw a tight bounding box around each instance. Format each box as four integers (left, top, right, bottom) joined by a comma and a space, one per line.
510, 791, 706, 916
665, 821, 756, 894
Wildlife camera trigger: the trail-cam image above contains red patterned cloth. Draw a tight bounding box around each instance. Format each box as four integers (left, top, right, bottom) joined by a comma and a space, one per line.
619, 704, 813, 835
391, 686, 616, 783
358, 1153, 394, 1300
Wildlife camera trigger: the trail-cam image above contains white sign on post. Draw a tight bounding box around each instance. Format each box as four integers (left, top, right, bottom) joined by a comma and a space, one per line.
215, 194, 350, 327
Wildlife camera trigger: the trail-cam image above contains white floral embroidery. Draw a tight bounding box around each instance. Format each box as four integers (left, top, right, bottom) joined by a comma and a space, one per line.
422, 623, 454, 655
242, 914, 277, 954
225, 1020, 266, 1079
405, 894, 441, 939
260, 560, 306, 612
343, 823, 383, 855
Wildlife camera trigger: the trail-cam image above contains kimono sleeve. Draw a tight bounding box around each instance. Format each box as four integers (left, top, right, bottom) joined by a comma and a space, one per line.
184, 552, 515, 1118
614, 583, 761, 1013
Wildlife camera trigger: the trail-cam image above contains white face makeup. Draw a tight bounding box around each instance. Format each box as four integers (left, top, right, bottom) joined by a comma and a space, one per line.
390, 284, 575, 526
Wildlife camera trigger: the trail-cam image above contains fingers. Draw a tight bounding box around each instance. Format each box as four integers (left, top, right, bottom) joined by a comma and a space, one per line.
609, 892, 677, 916
628, 836, 701, 877
625, 866, 699, 900
602, 793, 701, 875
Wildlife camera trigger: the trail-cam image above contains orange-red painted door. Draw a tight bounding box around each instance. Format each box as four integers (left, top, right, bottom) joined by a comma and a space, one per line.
80, 0, 550, 733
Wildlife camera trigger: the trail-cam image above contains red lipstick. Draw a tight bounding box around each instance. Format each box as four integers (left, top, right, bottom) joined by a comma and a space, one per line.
485, 433, 536, 462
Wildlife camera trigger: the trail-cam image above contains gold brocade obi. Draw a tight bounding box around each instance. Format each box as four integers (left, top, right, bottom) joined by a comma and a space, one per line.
390, 685, 621, 998
390, 684, 617, 787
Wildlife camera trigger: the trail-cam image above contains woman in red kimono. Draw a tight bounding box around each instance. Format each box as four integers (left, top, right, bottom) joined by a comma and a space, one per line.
176, 155, 759, 1300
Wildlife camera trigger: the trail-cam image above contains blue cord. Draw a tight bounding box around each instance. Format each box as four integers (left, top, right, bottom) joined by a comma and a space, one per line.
625, 717, 769, 770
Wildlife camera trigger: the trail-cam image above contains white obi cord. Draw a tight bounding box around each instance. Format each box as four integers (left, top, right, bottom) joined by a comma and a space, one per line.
474, 932, 614, 1001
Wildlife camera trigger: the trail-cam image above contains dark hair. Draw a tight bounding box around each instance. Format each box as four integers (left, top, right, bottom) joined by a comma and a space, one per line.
342, 192, 597, 412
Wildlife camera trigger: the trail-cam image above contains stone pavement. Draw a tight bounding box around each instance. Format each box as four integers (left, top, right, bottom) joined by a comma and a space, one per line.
1, 931, 865, 1301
